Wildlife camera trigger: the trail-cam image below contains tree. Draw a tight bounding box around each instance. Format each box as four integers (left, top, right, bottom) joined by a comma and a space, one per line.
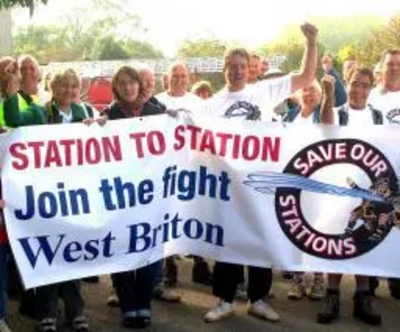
177, 38, 227, 58
0, 0, 48, 15
356, 13, 400, 68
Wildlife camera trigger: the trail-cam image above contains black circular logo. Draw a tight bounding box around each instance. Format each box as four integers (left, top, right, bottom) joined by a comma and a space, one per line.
275, 139, 398, 260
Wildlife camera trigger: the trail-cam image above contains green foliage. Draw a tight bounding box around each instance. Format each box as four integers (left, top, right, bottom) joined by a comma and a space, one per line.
0, 0, 48, 15
177, 38, 227, 58
13, 15, 164, 63
355, 14, 400, 68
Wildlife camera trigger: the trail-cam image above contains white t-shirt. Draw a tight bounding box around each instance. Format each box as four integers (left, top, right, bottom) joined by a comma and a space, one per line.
368, 88, 400, 124
155, 91, 203, 113
59, 108, 73, 123
333, 104, 376, 126
204, 75, 292, 121
293, 112, 315, 125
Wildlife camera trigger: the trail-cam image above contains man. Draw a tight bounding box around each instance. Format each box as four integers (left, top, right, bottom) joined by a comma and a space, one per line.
203, 22, 318, 324
369, 50, 400, 124
248, 53, 263, 84
368, 49, 400, 299
155, 63, 202, 113
318, 68, 384, 326
261, 59, 269, 76
18, 55, 51, 107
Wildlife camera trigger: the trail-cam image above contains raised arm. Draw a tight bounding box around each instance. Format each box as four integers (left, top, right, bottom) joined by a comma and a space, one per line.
320, 75, 336, 124
291, 23, 319, 92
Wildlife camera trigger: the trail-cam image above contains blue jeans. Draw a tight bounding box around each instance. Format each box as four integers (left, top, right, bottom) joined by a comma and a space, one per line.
112, 263, 157, 316
0, 244, 7, 320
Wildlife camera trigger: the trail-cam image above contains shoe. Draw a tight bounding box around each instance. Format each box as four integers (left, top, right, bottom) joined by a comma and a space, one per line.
71, 316, 89, 332
308, 275, 324, 301
0, 320, 11, 332
136, 316, 151, 328
153, 287, 181, 302
204, 300, 235, 323
317, 289, 340, 324
288, 279, 306, 300
353, 291, 382, 326
37, 318, 57, 332
248, 300, 280, 322
235, 283, 248, 301
107, 291, 120, 307
123, 316, 137, 329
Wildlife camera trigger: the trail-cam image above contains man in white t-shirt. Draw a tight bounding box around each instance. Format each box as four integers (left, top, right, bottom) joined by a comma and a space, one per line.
204, 22, 319, 324
204, 25, 318, 123
368, 49, 400, 124
155, 62, 202, 113
319, 68, 383, 326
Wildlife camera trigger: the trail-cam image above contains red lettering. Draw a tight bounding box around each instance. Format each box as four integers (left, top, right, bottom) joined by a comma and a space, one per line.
216, 133, 232, 156
102, 136, 122, 162
147, 131, 165, 155
262, 137, 280, 162
186, 125, 202, 149
9, 143, 28, 170
199, 130, 216, 154
130, 133, 146, 158
174, 125, 185, 150
27, 141, 45, 168
44, 141, 62, 167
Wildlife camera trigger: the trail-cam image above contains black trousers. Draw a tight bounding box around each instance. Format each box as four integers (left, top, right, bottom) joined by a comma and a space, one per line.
36, 281, 84, 321
212, 262, 272, 303
112, 264, 156, 314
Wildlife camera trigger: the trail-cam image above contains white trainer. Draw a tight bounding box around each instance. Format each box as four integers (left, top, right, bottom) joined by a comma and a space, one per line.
248, 299, 280, 322
204, 300, 235, 323
0, 320, 11, 332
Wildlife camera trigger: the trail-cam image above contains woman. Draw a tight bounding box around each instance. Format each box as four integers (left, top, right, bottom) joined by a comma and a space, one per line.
4, 68, 90, 332
102, 66, 165, 329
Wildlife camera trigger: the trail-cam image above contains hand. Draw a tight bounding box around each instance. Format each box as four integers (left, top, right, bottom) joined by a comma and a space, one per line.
321, 55, 333, 73
96, 117, 108, 126
321, 75, 335, 93
83, 118, 96, 126
0, 199, 5, 209
301, 23, 318, 44
4, 69, 20, 96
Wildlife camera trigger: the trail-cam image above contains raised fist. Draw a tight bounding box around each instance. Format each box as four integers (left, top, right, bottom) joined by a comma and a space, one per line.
301, 23, 318, 44
321, 74, 335, 93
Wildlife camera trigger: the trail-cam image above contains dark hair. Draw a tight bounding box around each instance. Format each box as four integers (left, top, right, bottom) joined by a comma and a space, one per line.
112, 66, 143, 102
380, 49, 400, 64
351, 67, 374, 86
224, 48, 250, 72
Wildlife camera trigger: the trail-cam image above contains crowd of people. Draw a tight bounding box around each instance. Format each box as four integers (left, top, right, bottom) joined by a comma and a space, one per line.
0, 22, 400, 332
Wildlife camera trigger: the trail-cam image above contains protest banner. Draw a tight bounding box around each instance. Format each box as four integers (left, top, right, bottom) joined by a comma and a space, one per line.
1, 114, 399, 288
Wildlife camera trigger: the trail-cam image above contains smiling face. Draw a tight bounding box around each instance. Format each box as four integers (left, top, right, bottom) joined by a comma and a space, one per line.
224, 50, 249, 92
52, 71, 80, 108
347, 71, 373, 110
139, 69, 155, 103
116, 72, 140, 103
20, 56, 40, 94
382, 52, 400, 88
299, 82, 321, 109
168, 64, 189, 97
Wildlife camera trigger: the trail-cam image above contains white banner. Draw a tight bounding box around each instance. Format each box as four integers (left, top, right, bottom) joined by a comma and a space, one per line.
1, 115, 400, 288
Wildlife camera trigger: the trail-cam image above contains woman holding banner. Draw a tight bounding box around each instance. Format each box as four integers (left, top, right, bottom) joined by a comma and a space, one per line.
102, 65, 165, 329
3, 67, 91, 332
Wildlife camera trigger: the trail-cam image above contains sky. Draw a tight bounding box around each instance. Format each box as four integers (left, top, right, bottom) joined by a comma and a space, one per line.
12, 0, 400, 56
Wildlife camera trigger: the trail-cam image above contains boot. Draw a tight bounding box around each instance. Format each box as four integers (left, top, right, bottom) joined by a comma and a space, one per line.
353, 290, 382, 326
317, 289, 340, 324
388, 278, 400, 300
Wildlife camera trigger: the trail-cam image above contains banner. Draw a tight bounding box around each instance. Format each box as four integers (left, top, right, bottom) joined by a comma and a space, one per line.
1, 115, 400, 288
